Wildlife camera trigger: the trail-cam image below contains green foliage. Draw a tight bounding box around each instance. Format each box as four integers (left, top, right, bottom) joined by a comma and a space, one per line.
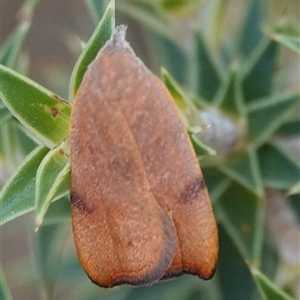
0, 146, 49, 225
0, 65, 71, 148
1, 0, 299, 299
0, 266, 13, 300
69, 0, 115, 99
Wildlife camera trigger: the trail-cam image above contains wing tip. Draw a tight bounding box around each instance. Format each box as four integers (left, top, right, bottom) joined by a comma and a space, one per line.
100, 25, 129, 55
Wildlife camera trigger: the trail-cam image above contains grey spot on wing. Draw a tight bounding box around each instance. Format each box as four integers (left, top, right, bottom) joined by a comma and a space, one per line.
179, 177, 205, 203
71, 191, 94, 214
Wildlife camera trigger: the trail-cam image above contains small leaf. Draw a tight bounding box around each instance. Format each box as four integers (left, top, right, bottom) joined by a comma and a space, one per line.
242, 39, 278, 102
216, 181, 264, 263
42, 196, 71, 225
35, 139, 70, 229
0, 64, 71, 148
202, 167, 231, 203
0, 145, 49, 226
35, 223, 69, 299
247, 93, 300, 147
238, 0, 266, 58
258, 142, 300, 190
191, 134, 217, 157
117, 1, 170, 38
160, 0, 203, 18
288, 194, 300, 224
215, 62, 244, 116
0, 266, 13, 300
288, 182, 300, 196
251, 268, 294, 300
0, 15, 31, 68
277, 119, 300, 137
161, 67, 203, 127
0, 107, 12, 124
191, 30, 221, 102
0, 16, 33, 155
69, 0, 115, 99
219, 147, 263, 196
270, 33, 300, 55
0, 121, 32, 171
161, 68, 216, 157
153, 34, 187, 84
217, 226, 262, 300
266, 22, 300, 55
84, 0, 111, 24
125, 277, 214, 300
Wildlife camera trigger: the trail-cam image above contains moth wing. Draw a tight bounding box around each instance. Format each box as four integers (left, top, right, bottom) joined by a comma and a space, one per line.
94, 44, 218, 280
70, 59, 176, 288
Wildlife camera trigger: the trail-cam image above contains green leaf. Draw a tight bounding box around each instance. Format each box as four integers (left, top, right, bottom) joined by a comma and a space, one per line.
161, 69, 217, 157
161, 67, 203, 127
42, 196, 71, 225
242, 39, 278, 102
0, 121, 34, 171
152, 34, 187, 84
202, 167, 231, 203
84, 0, 111, 24
288, 182, 300, 196
160, 0, 201, 12
219, 147, 263, 196
215, 62, 244, 115
69, 0, 115, 99
0, 145, 49, 226
288, 194, 300, 224
0, 117, 38, 160
161, 1, 206, 20
277, 119, 300, 137
0, 64, 71, 148
0, 107, 12, 124
35, 140, 70, 229
205, 0, 227, 51
117, 1, 170, 38
258, 142, 300, 190
35, 223, 69, 299
252, 269, 294, 300
0, 266, 13, 300
247, 93, 300, 147
0, 17, 39, 164
125, 277, 219, 300
191, 134, 217, 157
271, 33, 300, 55
216, 181, 264, 263
0, 21, 31, 68
266, 22, 300, 55
191, 31, 221, 102
238, 0, 266, 57
0, 0, 42, 68
259, 235, 279, 279
217, 226, 262, 300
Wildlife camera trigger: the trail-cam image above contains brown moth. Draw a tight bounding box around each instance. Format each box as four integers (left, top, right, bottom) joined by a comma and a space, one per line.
70, 25, 218, 288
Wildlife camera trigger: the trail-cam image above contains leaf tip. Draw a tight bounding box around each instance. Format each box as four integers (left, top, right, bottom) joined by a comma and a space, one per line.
35, 217, 43, 232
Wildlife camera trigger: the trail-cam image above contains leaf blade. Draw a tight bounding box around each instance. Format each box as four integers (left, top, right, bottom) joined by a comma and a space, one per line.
35, 140, 70, 229
252, 268, 294, 300
0, 64, 71, 148
69, 0, 115, 99
0, 145, 49, 225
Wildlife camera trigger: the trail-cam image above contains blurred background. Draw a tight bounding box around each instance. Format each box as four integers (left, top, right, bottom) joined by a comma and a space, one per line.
1, 0, 299, 300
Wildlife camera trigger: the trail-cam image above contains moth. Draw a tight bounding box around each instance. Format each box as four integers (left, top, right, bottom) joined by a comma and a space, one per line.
70, 25, 218, 288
